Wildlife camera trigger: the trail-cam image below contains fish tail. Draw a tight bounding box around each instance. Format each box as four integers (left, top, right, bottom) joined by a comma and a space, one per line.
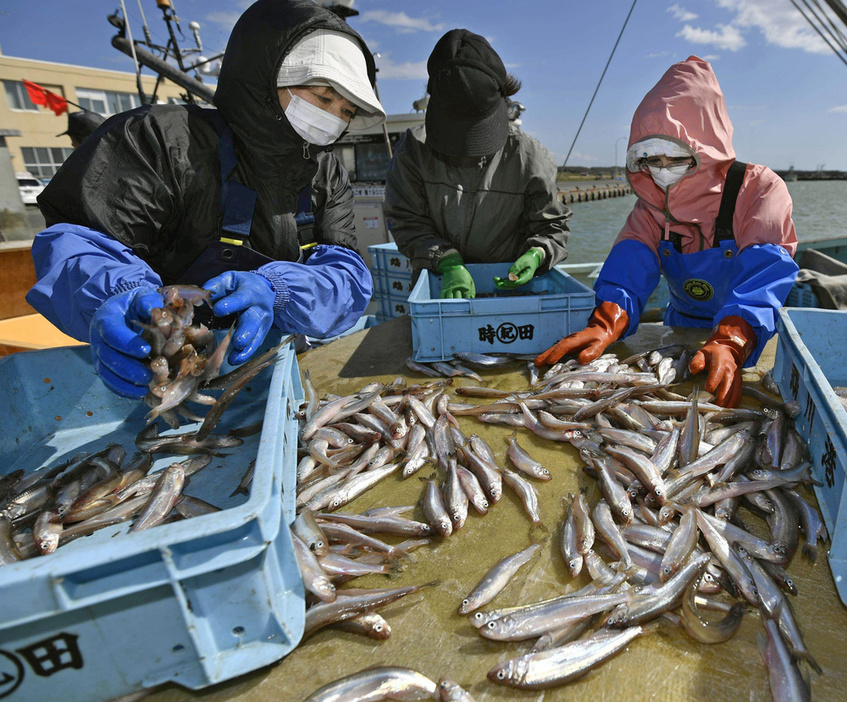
801, 543, 818, 563
797, 650, 823, 675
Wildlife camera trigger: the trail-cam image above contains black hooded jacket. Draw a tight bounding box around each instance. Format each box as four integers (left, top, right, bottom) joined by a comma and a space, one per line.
37, 0, 377, 285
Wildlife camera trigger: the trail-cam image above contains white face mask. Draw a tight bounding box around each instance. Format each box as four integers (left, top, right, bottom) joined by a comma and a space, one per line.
284, 90, 348, 146
647, 163, 689, 191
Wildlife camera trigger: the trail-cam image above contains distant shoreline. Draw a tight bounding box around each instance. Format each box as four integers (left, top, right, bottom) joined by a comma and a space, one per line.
557, 171, 847, 183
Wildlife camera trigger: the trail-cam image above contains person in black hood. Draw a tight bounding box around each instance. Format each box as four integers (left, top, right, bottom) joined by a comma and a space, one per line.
58, 111, 107, 149
384, 29, 570, 299
26, 0, 385, 399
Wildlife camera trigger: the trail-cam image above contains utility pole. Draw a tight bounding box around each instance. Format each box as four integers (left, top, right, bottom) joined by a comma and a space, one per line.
157, 0, 194, 104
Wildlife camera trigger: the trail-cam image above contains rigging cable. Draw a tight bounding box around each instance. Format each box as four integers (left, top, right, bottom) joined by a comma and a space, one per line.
561, 0, 638, 169
816, 0, 847, 49
791, 0, 847, 68
801, 0, 847, 53
823, 0, 847, 32
119, 0, 148, 104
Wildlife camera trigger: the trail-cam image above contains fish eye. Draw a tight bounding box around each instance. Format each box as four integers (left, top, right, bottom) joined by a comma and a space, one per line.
487, 621, 497, 629
497, 670, 506, 680
462, 599, 469, 606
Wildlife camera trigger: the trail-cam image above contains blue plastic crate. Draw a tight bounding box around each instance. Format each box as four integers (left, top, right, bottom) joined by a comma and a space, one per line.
0, 332, 304, 701
381, 295, 410, 319
368, 244, 412, 322
408, 264, 595, 362
773, 308, 847, 605
372, 291, 410, 320
785, 282, 820, 308
378, 271, 414, 299
368, 242, 412, 277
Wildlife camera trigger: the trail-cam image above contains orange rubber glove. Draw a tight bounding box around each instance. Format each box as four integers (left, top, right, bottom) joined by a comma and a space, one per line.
535, 301, 629, 367
688, 315, 757, 408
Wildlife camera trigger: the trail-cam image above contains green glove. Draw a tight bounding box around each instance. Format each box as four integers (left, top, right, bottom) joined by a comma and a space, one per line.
494, 248, 544, 289
438, 252, 476, 299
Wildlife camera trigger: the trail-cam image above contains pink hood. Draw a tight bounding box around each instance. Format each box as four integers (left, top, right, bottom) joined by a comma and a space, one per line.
619, 56, 796, 256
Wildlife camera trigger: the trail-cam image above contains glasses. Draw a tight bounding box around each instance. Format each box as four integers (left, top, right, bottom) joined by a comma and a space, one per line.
639, 156, 695, 175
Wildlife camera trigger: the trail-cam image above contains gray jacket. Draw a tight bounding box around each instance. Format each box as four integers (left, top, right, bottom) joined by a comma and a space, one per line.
383, 124, 571, 273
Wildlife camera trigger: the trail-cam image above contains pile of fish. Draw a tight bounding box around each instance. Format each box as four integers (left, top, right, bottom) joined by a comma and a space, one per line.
460, 350, 823, 696
293, 371, 450, 641
0, 285, 279, 564
297, 346, 828, 700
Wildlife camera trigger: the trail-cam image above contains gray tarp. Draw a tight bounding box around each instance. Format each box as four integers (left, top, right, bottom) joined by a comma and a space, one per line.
795, 248, 847, 309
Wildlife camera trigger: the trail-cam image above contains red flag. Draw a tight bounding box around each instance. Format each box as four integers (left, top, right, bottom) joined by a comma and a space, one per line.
45, 92, 68, 116
22, 79, 68, 116
22, 79, 47, 107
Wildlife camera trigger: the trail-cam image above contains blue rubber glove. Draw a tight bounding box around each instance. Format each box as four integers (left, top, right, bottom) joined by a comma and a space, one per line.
203, 271, 275, 365
493, 248, 544, 289
89, 285, 165, 398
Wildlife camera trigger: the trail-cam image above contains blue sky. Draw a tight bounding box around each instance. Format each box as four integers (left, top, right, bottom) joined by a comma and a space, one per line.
2, 0, 847, 170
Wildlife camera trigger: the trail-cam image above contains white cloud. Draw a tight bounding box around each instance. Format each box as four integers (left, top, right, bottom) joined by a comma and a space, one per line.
701, 54, 721, 61
205, 11, 243, 32
668, 4, 698, 22
715, 0, 831, 54
673, 0, 834, 56
374, 56, 428, 81
358, 10, 445, 34
676, 23, 746, 51
206, 2, 251, 32
828, 105, 847, 113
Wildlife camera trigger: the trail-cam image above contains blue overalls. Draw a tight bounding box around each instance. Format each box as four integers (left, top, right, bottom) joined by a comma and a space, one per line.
178, 109, 315, 294
660, 160, 747, 328
594, 160, 799, 365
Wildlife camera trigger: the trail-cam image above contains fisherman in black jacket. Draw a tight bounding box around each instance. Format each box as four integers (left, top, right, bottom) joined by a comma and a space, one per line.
27, 0, 385, 398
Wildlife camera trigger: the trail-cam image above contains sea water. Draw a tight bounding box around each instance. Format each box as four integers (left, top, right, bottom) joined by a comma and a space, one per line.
563, 179, 847, 264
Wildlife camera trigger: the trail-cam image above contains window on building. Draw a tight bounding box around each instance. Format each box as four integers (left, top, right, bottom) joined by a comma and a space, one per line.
4, 81, 39, 111
355, 142, 393, 182
75, 88, 142, 117
3, 80, 64, 112
20, 146, 75, 179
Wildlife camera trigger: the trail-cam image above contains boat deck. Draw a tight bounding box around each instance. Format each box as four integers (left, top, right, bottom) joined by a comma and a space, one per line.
144, 318, 847, 702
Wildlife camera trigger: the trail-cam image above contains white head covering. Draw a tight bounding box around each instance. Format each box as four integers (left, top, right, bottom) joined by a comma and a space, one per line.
626, 137, 693, 173
277, 29, 386, 131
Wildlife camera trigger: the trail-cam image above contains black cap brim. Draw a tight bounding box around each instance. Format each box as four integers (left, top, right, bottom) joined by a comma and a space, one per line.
425, 98, 509, 157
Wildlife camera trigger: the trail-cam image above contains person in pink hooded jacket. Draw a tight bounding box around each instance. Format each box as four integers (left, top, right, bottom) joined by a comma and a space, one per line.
536, 56, 798, 407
